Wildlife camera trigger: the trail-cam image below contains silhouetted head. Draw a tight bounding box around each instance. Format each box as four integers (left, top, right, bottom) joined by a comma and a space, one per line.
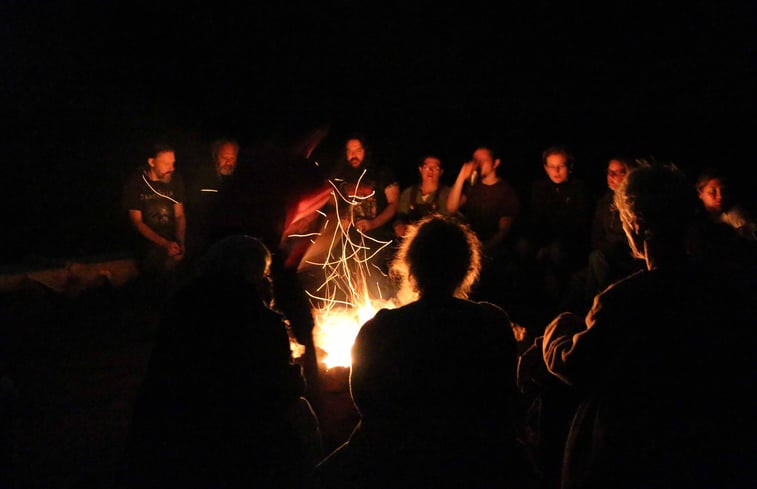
614, 163, 699, 262
197, 235, 272, 301
391, 214, 481, 299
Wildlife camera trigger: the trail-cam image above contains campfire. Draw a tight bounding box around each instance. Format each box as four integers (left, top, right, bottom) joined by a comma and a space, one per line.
290, 174, 398, 369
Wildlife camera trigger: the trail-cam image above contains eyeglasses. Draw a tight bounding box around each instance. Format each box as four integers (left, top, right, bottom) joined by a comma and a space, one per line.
422, 165, 442, 172
607, 170, 627, 178
546, 165, 567, 171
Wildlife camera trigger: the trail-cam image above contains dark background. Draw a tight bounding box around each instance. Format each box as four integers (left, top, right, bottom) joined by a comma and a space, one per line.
2, 1, 755, 266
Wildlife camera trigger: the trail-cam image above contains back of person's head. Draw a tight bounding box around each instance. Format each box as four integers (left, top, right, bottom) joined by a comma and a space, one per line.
614, 162, 699, 258
391, 214, 481, 299
196, 235, 272, 296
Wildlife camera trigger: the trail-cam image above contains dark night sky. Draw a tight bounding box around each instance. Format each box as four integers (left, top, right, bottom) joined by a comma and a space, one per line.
2, 1, 755, 264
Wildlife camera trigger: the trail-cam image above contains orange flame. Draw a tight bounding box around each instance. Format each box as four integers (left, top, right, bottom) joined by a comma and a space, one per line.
292, 173, 397, 368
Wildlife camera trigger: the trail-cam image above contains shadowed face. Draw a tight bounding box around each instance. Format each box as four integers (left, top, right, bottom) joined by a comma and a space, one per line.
698, 178, 725, 213
473, 148, 499, 179
544, 153, 569, 184
346, 139, 365, 168
148, 151, 175, 183
215, 143, 238, 176
606, 159, 627, 192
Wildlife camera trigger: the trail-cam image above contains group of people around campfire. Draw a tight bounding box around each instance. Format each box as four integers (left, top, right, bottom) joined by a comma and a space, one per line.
120, 133, 755, 489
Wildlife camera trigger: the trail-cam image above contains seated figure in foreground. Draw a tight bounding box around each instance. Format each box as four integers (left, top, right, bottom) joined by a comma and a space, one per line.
310, 214, 534, 489
542, 163, 755, 489
124, 235, 322, 489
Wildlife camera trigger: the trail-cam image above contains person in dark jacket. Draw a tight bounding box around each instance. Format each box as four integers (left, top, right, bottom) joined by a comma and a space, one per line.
584, 157, 644, 302
542, 163, 755, 489
123, 235, 322, 489
310, 215, 534, 489
521, 146, 590, 317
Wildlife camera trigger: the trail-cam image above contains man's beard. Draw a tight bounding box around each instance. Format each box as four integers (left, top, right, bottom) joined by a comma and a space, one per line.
349, 158, 362, 167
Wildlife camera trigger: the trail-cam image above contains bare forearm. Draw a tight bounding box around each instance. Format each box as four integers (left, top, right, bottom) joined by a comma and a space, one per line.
371, 202, 397, 229
134, 221, 171, 248
175, 215, 186, 247
483, 217, 514, 253
447, 178, 466, 213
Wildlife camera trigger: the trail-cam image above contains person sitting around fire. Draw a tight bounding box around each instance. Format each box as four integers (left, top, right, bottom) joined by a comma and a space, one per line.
539, 163, 755, 489
392, 153, 451, 239
122, 143, 187, 277
309, 214, 534, 489
695, 167, 756, 241
123, 235, 322, 489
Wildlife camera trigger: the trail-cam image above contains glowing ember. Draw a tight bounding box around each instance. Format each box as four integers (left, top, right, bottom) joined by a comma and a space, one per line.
291, 173, 398, 368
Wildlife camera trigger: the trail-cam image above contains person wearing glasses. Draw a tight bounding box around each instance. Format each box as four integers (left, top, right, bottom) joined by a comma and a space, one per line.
584, 157, 645, 302
392, 154, 451, 239
541, 163, 755, 489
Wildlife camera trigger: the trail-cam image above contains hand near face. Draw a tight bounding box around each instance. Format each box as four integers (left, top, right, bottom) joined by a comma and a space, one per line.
458, 160, 477, 181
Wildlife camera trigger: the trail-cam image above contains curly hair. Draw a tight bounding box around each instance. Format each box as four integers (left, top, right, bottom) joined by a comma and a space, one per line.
390, 214, 482, 300
614, 162, 699, 259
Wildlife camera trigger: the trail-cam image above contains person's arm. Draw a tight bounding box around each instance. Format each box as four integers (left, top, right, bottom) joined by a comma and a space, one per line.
447, 161, 475, 213
128, 209, 181, 255
590, 198, 607, 251
542, 290, 617, 387
392, 186, 411, 235
482, 216, 515, 253
173, 202, 186, 257
541, 311, 588, 386
356, 183, 399, 233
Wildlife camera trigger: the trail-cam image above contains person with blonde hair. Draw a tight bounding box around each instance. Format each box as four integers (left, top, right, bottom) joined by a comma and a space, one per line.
542, 163, 755, 489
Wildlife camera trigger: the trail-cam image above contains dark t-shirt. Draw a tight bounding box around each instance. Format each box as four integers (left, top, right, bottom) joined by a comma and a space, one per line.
184, 164, 233, 257
329, 162, 398, 237
527, 177, 590, 251
461, 179, 520, 243
122, 169, 185, 241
